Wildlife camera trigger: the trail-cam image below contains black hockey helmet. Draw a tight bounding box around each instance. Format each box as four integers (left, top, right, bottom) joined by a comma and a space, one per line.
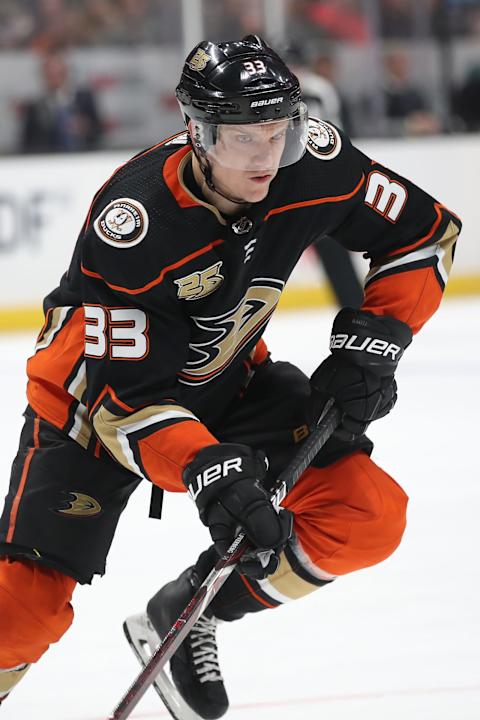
177, 34, 303, 123
176, 35, 308, 172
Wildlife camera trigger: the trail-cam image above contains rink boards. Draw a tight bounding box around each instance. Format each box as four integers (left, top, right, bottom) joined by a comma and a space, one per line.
0, 135, 478, 331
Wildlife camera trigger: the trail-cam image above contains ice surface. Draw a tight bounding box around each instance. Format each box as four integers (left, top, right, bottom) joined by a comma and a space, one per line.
0, 298, 479, 720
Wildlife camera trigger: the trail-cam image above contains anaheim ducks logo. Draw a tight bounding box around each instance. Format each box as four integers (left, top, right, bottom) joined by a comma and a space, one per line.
187, 48, 211, 72
178, 278, 284, 385
55, 492, 102, 518
94, 198, 149, 248
306, 117, 342, 160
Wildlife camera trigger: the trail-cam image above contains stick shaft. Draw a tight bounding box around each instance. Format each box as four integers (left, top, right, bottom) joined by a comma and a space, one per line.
109, 403, 340, 720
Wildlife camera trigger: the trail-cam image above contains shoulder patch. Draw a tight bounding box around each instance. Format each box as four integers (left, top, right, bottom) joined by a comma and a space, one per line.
306, 118, 342, 161
94, 198, 149, 248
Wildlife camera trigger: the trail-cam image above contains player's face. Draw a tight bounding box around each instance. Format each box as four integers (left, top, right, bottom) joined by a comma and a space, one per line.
208, 120, 288, 202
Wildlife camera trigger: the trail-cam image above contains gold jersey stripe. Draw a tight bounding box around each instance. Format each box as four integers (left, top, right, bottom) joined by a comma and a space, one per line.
93, 403, 198, 477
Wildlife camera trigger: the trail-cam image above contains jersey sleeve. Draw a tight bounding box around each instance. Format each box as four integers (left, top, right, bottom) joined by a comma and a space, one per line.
328, 145, 462, 334
80, 202, 218, 493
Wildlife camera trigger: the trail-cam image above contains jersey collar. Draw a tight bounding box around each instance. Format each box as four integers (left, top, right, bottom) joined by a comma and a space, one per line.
163, 145, 227, 226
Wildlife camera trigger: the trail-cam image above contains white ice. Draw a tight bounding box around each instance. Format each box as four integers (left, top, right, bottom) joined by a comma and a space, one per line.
0, 298, 479, 720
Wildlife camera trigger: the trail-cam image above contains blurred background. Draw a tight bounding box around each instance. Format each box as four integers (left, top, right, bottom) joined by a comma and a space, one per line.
0, 0, 479, 329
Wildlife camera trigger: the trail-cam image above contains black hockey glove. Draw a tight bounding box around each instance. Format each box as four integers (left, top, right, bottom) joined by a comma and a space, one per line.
310, 308, 413, 441
183, 443, 293, 579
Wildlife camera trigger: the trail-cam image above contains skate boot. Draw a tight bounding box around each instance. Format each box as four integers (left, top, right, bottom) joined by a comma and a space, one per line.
124, 567, 228, 720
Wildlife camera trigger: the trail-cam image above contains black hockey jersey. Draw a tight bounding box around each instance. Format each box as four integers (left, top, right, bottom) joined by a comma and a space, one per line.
26, 120, 461, 492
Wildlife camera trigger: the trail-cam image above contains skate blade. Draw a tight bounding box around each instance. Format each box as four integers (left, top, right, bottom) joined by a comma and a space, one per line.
123, 613, 204, 720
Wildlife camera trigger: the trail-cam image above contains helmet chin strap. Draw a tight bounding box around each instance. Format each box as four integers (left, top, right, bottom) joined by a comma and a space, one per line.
195, 147, 251, 208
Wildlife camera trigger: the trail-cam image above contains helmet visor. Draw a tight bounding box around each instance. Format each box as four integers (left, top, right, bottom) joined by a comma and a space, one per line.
190, 102, 308, 172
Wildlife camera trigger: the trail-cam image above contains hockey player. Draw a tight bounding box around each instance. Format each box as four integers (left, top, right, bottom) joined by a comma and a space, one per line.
0, 36, 460, 717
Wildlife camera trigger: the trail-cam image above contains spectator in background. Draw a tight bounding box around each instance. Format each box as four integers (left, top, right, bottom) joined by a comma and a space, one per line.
203, 0, 265, 42
382, 48, 441, 135
284, 45, 343, 127
0, 0, 36, 49
452, 65, 480, 131
303, 0, 370, 43
466, 4, 480, 35
76, 0, 181, 47
312, 53, 354, 135
19, 51, 103, 153
441, 0, 480, 37
379, 0, 414, 39
29, 0, 79, 52
114, 0, 182, 46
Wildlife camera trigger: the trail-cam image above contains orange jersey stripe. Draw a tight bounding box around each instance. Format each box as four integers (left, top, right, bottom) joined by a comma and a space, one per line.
133, 132, 186, 163
80, 238, 224, 296
386, 202, 443, 259
27, 309, 85, 428
263, 174, 365, 222
88, 384, 109, 418
362, 265, 443, 334
138, 419, 218, 492
88, 384, 137, 419
251, 337, 269, 366
385, 202, 460, 260
7, 417, 40, 542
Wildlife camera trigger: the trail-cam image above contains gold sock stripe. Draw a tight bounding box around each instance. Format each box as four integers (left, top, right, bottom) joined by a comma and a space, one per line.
257, 551, 323, 604
0, 664, 30, 694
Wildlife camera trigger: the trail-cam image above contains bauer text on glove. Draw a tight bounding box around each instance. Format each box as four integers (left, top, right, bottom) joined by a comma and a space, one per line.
310, 308, 413, 440
183, 443, 292, 577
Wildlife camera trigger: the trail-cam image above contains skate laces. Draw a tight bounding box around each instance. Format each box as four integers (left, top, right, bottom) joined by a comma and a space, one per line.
189, 615, 223, 683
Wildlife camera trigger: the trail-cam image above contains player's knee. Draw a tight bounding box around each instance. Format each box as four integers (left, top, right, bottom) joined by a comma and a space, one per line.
285, 453, 408, 575
357, 466, 408, 563
349, 455, 408, 542
0, 558, 76, 667
335, 457, 408, 571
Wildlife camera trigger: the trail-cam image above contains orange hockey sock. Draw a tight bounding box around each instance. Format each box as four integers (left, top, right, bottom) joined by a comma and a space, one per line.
0, 557, 76, 668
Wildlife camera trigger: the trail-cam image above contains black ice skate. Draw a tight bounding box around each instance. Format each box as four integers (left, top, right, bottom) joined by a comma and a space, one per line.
123, 567, 228, 720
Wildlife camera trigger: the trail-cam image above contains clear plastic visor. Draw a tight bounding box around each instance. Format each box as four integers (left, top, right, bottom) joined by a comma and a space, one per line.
190, 102, 308, 172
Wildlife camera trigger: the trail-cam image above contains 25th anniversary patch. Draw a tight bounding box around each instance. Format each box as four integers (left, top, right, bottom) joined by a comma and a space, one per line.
94, 198, 149, 248
306, 117, 342, 160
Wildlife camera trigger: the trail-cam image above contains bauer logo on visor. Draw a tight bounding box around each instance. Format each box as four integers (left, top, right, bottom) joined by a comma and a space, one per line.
94, 198, 149, 248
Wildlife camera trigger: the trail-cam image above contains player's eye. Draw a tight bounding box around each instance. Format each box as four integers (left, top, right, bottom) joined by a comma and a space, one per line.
271, 130, 286, 142
234, 134, 252, 144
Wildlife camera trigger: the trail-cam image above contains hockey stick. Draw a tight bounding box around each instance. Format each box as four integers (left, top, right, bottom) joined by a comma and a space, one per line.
108, 400, 341, 720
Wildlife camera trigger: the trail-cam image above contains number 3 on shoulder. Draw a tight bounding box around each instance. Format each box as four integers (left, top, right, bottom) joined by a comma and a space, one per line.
364, 170, 408, 223
84, 305, 149, 360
